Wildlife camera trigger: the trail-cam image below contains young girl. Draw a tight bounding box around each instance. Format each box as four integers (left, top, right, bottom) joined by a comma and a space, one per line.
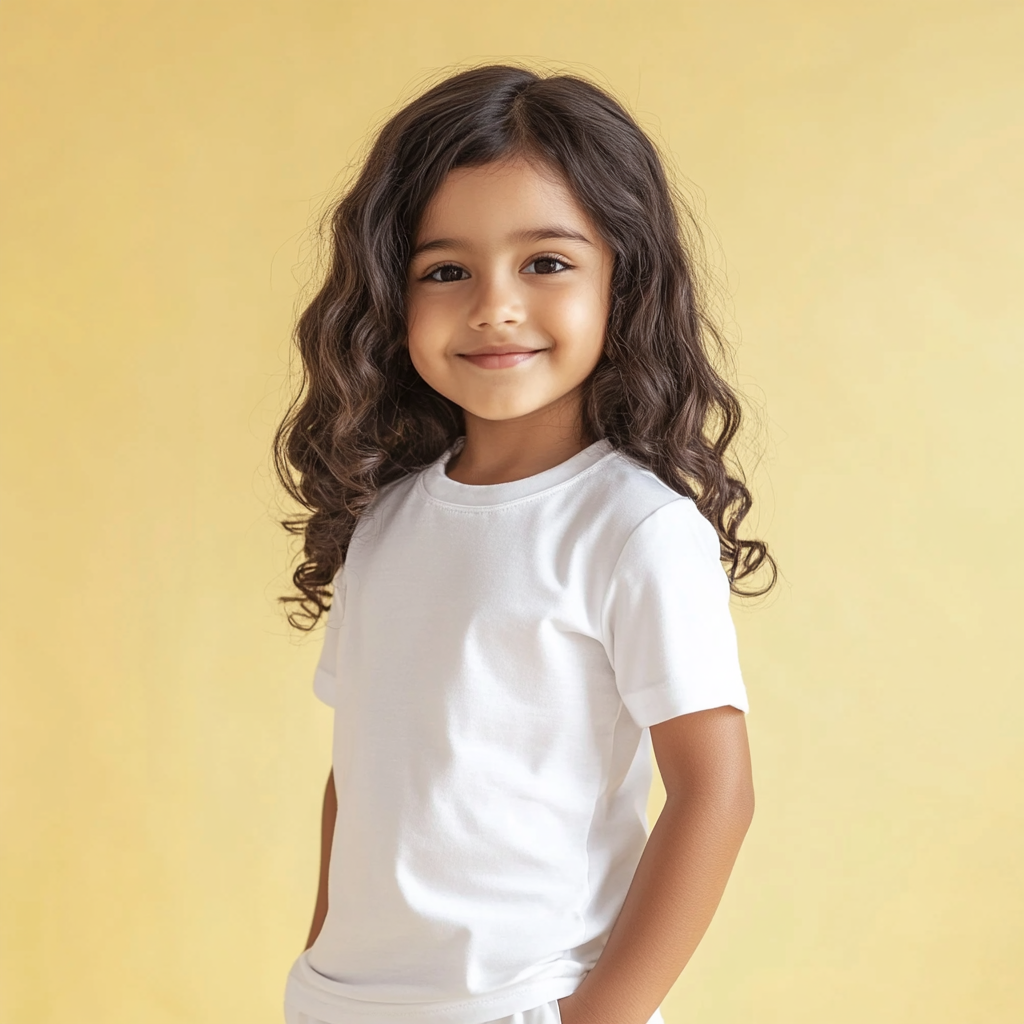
274, 64, 775, 1024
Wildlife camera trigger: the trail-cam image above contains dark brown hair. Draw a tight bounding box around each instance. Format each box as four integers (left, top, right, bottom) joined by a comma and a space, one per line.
274, 64, 777, 629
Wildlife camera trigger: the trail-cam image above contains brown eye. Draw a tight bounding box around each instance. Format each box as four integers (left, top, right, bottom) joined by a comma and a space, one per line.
428, 264, 469, 283
524, 256, 572, 275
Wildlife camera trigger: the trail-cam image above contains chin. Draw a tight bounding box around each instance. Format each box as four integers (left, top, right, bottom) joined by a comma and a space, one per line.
464, 400, 551, 422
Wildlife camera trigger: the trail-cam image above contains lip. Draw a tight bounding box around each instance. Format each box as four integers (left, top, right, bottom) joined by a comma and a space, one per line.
458, 348, 546, 370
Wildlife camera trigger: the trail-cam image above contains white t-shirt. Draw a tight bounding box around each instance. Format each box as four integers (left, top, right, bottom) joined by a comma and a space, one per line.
284, 437, 748, 1024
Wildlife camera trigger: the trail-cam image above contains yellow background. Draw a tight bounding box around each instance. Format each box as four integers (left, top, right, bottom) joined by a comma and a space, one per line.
2, 2, 1021, 1022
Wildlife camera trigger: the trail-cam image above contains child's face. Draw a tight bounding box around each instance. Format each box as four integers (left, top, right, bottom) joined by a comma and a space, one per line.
406, 157, 613, 429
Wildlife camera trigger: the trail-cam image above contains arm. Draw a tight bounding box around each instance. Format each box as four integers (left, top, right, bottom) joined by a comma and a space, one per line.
558, 705, 754, 1024
304, 768, 337, 951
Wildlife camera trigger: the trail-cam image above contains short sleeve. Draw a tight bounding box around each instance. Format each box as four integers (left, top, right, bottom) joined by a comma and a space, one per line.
601, 498, 749, 728
311, 569, 346, 708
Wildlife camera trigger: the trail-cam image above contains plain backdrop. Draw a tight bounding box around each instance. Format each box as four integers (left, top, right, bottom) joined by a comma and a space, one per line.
1, 1, 1022, 1022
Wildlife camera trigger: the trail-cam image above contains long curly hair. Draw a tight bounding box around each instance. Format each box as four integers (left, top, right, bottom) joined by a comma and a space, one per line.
274, 64, 777, 629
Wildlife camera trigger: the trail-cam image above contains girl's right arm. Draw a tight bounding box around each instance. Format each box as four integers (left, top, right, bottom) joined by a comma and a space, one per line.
304, 768, 337, 950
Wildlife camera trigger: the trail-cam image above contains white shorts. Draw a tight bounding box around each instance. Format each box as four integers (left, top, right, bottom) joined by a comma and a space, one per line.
287, 999, 665, 1024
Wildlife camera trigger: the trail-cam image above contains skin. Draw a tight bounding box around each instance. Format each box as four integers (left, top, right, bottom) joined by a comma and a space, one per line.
405, 156, 614, 484
305, 158, 755, 1023
561, 708, 754, 1023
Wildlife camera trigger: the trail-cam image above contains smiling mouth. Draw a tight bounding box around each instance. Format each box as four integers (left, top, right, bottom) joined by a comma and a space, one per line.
458, 349, 545, 370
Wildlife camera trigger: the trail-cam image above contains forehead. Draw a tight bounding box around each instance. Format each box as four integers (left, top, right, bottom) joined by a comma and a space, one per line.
414, 158, 593, 241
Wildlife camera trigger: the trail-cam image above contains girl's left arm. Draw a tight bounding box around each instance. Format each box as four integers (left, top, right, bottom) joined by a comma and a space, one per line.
558, 705, 755, 1024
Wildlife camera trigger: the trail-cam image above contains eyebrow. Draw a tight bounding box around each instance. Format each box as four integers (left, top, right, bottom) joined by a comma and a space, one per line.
410, 226, 596, 260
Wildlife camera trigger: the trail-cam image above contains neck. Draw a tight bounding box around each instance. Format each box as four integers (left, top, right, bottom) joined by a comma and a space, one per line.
446, 391, 594, 485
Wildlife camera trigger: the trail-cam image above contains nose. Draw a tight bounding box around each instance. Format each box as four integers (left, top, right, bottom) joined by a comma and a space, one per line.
467, 269, 525, 331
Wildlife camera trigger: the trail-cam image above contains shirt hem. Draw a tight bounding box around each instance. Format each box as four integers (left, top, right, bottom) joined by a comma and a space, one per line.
284, 954, 583, 1024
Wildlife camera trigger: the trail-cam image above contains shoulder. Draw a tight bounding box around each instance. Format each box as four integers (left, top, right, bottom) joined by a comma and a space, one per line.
555, 448, 720, 589
343, 470, 422, 558
617, 495, 722, 569
372, 470, 421, 508
577, 448, 709, 535
583, 450, 721, 568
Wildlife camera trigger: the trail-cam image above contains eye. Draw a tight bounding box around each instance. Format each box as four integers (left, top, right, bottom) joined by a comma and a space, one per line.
523, 254, 574, 275
425, 263, 469, 283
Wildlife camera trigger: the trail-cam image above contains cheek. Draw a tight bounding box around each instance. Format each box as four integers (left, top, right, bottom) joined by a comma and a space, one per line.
541, 285, 608, 358
405, 299, 443, 364
405, 302, 462, 397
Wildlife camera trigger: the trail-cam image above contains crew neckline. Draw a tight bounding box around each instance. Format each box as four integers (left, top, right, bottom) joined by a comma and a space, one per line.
419, 437, 615, 508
